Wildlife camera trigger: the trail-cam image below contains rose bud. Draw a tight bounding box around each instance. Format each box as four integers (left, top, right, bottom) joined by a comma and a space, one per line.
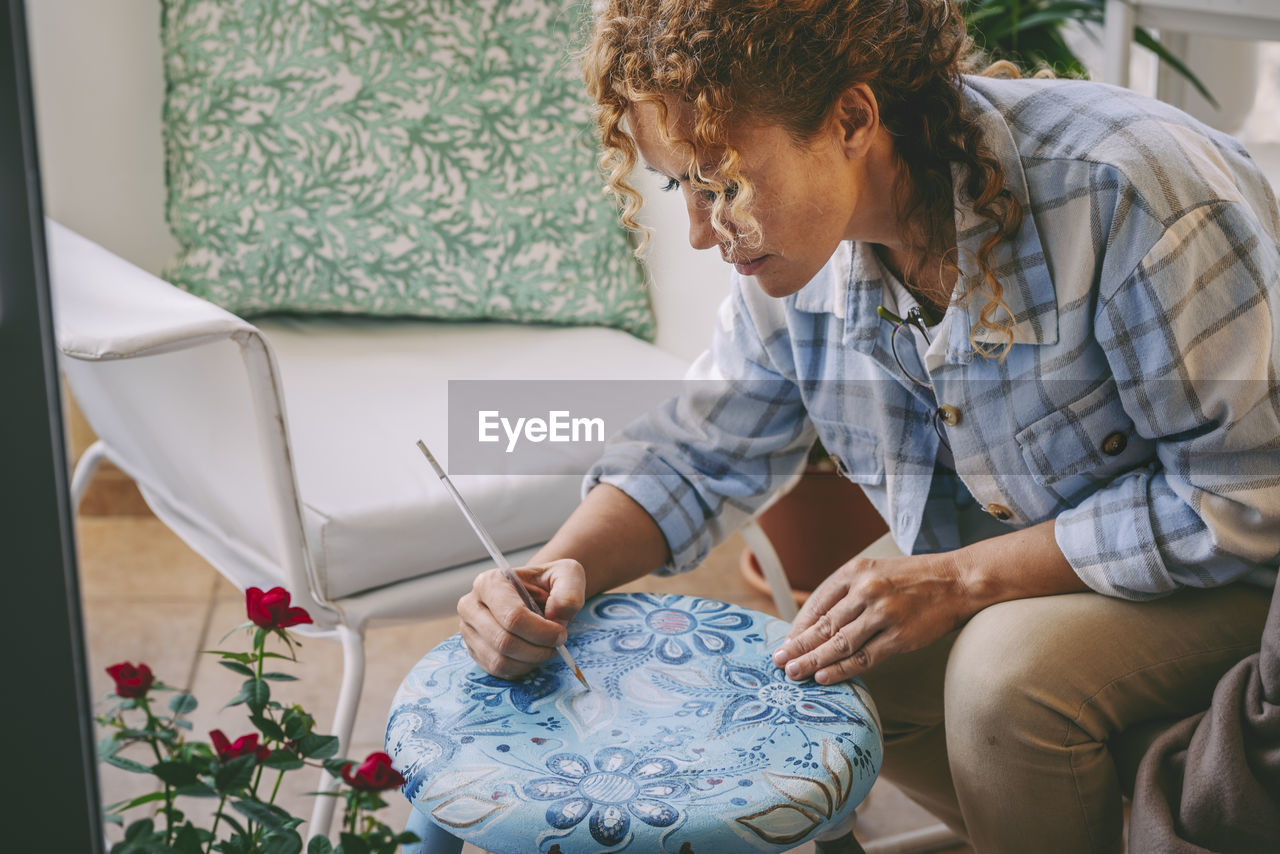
106, 662, 154, 699
210, 729, 270, 762
341, 752, 406, 791
245, 586, 313, 630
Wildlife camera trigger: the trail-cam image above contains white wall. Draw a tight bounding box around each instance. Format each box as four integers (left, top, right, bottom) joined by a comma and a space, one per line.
27, 0, 176, 276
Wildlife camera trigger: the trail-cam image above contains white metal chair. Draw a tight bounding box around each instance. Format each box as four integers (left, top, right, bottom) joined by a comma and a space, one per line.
34, 2, 728, 840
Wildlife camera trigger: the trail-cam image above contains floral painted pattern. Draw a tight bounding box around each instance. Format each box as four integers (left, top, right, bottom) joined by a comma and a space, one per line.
708, 661, 868, 736
387, 593, 883, 853
525, 747, 686, 846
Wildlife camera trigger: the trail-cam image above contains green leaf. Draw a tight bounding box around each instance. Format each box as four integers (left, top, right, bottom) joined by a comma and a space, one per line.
250, 713, 285, 741
1133, 27, 1217, 107
103, 812, 124, 827
307, 838, 334, 854
338, 833, 370, 854
173, 782, 219, 799
244, 678, 270, 714
231, 798, 295, 831
105, 754, 153, 774
152, 759, 200, 787
98, 735, 121, 759
392, 832, 420, 845
216, 812, 248, 838
321, 757, 351, 777
281, 707, 315, 740
259, 651, 297, 662
213, 754, 257, 794
218, 660, 256, 677
124, 818, 155, 841
215, 620, 255, 645
169, 692, 198, 715
261, 672, 299, 682
296, 733, 339, 760
205, 648, 253, 664
261, 829, 304, 854
173, 718, 193, 731
172, 823, 205, 854
262, 749, 305, 771
106, 791, 169, 813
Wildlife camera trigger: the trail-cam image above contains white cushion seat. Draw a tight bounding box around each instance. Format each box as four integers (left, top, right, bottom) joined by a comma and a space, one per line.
259, 317, 690, 599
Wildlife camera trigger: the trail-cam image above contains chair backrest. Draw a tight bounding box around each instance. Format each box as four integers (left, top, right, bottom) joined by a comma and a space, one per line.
27, 0, 730, 363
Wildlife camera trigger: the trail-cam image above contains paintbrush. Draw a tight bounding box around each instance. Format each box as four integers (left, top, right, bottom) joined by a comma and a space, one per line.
416, 439, 591, 691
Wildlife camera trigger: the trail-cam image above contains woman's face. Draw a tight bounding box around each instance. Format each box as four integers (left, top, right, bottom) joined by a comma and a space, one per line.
628, 94, 897, 299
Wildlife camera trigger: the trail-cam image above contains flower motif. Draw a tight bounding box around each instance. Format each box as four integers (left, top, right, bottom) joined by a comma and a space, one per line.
244, 586, 312, 630
106, 662, 154, 699
524, 747, 687, 846
591, 594, 754, 665
465, 671, 560, 713
711, 662, 867, 736
342, 751, 406, 791
385, 700, 459, 801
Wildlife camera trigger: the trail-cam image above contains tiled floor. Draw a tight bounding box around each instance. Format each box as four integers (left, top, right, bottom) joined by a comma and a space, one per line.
78, 501, 969, 852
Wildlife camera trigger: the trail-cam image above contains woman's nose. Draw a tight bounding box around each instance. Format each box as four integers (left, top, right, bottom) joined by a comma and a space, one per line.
685, 194, 720, 251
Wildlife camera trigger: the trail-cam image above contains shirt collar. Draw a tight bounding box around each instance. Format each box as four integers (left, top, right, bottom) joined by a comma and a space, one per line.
791, 77, 1059, 354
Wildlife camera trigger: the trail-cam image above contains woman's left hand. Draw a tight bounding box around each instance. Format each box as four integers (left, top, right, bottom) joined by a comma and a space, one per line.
771, 551, 979, 684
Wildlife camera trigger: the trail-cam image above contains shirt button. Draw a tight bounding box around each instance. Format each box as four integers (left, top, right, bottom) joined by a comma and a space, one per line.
1101, 431, 1128, 456
985, 503, 1013, 521
937, 404, 962, 427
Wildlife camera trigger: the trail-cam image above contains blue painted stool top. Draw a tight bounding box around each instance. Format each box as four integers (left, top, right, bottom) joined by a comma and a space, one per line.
387, 593, 883, 853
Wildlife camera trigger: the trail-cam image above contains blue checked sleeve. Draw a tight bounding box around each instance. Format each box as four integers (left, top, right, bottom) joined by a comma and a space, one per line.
584, 280, 815, 575
1055, 200, 1280, 599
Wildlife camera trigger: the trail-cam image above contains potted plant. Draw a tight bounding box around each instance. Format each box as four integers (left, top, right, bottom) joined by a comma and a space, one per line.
963, 0, 1214, 104
740, 441, 889, 605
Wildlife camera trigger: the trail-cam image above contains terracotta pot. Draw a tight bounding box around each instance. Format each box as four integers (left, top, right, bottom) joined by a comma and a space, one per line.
740, 459, 889, 604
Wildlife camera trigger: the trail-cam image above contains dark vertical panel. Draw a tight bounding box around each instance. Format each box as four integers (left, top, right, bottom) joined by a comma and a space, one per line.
0, 0, 103, 849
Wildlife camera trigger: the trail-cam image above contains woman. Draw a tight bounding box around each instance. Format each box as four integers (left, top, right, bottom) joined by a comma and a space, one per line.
457, 1, 1280, 850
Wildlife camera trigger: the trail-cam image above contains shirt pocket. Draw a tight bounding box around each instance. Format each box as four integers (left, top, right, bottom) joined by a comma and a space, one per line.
810, 418, 885, 486
1015, 378, 1151, 487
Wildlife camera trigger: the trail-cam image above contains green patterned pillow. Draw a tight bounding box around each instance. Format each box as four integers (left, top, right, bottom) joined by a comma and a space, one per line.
160, 0, 653, 339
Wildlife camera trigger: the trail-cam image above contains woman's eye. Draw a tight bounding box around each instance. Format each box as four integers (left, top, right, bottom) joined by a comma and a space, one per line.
660, 177, 680, 192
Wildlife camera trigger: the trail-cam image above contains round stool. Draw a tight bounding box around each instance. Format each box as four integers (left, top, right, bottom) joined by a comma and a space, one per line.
387, 593, 883, 853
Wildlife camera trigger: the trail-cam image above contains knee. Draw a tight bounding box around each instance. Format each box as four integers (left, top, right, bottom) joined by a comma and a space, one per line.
942, 600, 1079, 752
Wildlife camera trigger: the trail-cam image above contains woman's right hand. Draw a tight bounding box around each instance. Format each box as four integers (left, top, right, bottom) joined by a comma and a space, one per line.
457, 558, 586, 679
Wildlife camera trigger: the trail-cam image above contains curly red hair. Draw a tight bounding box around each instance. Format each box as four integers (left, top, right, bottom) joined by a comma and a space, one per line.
582, 0, 1028, 356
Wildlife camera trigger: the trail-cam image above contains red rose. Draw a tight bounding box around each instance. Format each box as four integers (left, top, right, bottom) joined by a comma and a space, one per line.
106, 662, 154, 698
245, 586, 312, 630
209, 729, 269, 762
341, 752, 406, 791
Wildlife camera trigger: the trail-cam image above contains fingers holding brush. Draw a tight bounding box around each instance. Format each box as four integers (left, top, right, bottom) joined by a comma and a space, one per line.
458, 560, 585, 679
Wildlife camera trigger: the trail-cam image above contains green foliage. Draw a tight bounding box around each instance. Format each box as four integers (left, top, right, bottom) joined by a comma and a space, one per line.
98, 605, 416, 853
963, 0, 1215, 105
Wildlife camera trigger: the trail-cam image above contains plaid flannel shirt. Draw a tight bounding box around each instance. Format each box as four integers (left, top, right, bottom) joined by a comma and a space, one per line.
587, 75, 1280, 600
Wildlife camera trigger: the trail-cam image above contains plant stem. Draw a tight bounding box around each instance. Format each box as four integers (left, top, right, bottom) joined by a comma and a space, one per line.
206, 793, 227, 854
140, 697, 175, 846
269, 768, 286, 805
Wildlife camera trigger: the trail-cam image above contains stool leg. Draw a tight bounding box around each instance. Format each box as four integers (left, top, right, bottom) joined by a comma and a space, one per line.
403, 808, 463, 854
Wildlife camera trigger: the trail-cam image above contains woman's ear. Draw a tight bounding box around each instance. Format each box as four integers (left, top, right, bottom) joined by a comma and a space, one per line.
832, 83, 879, 159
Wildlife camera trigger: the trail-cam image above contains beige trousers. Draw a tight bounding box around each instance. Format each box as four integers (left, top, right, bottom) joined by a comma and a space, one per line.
859, 585, 1271, 854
